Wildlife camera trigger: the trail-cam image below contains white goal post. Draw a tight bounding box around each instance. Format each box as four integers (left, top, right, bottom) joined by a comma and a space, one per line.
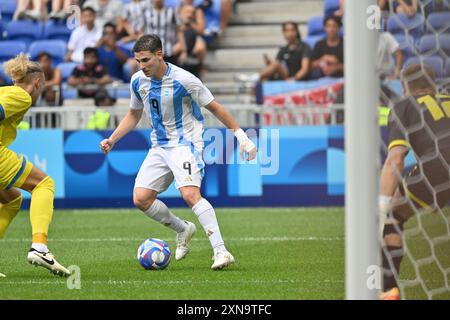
345, 0, 380, 300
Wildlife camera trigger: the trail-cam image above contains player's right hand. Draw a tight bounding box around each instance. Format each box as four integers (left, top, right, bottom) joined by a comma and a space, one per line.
100, 138, 115, 154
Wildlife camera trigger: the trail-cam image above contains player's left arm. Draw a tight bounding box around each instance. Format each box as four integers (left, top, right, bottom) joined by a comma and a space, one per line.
380, 145, 408, 198
205, 100, 257, 161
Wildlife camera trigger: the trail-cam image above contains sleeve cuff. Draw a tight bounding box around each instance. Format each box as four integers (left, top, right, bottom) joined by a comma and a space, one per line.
388, 139, 409, 150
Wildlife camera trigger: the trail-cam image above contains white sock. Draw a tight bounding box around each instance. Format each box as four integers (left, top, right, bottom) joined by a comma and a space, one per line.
192, 198, 226, 254
144, 199, 187, 233
31, 243, 49, 253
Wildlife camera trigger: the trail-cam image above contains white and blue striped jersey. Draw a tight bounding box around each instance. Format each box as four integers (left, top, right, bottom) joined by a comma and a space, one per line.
129, 63, 214, 149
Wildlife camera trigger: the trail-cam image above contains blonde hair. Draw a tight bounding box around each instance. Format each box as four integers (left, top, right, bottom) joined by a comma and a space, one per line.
3, 53, 43, 84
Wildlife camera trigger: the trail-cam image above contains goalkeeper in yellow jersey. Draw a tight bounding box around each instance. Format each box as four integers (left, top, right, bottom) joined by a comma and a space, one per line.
379, 64, 450, 300
0, 54, 71, 277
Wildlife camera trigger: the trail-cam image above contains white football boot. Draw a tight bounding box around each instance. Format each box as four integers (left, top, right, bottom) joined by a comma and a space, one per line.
0, 272, 6, 278
175, 221, 197, 260
27, 248, 72, 277
211, 250, 235, 270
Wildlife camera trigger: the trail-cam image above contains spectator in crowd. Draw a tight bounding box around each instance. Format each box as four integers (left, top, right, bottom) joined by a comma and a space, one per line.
67, 47, 113, 103
235, 21, 312, 83
195, 0, 232, 36
310, 15, 344, 79
180, 0, 206, 35
13, 0, 46, 21
177, 4, 207, 77
117, 0, 147, 43
377, 31, 404, 80
65, 5, 102, 63
37, 52, 63, 106
48, 0, 78, 20
83, 0, 123, 28
144, 0, 185, 65
395, 0, 418, 16
219, 0, 232, 35
378, 0, 418, 16
96, 22, 129, 81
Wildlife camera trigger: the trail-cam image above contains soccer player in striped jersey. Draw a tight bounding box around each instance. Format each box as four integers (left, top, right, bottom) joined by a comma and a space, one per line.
379, 64, 450, 299
100, 34, 256, 270
0, 54, 71, 277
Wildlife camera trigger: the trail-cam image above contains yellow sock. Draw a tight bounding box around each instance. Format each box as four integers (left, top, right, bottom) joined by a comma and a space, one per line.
30, 176, 55, 242
0, 194, 23, 239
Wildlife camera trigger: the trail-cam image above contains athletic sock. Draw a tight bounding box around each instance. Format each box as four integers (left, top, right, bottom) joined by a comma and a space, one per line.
30, 176, 54, 244
192, 198, 226, 254
144, 199, 187, 233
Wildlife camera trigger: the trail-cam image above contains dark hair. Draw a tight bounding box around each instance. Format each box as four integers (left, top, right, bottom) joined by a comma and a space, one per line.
84, 47, 98, 57
282, 21, 301, 41
103, 22, 116, 31
37, 52, 52, 60
324, 15, 342, 28
82, 6, 96, 14
133, 34, 163, 53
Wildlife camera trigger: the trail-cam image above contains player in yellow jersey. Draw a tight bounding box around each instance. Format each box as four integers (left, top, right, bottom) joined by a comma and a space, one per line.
0, 54, 71, 277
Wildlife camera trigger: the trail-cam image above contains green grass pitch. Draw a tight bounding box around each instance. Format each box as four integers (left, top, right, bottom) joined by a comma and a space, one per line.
0, 207, 449, 300
0, 207, 345, 300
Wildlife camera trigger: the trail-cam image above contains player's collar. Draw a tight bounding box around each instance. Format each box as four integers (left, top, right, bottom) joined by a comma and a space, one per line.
165, 63, 172, 77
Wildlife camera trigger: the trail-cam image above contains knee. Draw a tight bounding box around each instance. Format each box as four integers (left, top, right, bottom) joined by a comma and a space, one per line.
32, 176, 55, 193
133, 191, 156, 211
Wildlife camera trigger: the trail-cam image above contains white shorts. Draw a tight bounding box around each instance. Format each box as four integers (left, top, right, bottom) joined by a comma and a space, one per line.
134, 145, 205, 193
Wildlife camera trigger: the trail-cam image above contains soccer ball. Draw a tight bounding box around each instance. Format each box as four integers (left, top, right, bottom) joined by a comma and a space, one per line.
137, 238, 171, 270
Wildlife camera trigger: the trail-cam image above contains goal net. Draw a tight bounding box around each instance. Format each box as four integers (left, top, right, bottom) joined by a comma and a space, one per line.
379, 0, 450, 300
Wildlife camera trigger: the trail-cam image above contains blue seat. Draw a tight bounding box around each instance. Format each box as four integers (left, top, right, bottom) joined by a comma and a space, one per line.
29, 40, 67, 66
57, 62, 78, 82
419, 0, 435, 16
0, 0, 16, 23
307, 16, 325, 37
0, 40, 27, 63
43, 20, 73, 41
0, 64, 13, 85
324, 0, 340, 17
405, 55, 444, 78
5, 20, 43, 46
165, 0, 181, 8
393, 33, 416, 59
304, 35, 324, 49
417, 34, 450, 58
387, 14, 425, 42
426, 12, 450, 34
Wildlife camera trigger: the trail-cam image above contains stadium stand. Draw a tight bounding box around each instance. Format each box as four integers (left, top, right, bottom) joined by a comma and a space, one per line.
5, 20, 43, 46
405, 55, 444, 78
323, 0, 340, 17
0, 40, 27, 63
426, 11, 450, 34
0, 0, 16, 24
29, 40, 67, 66
43, 20, 73, 42
387, 13, 425, 41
